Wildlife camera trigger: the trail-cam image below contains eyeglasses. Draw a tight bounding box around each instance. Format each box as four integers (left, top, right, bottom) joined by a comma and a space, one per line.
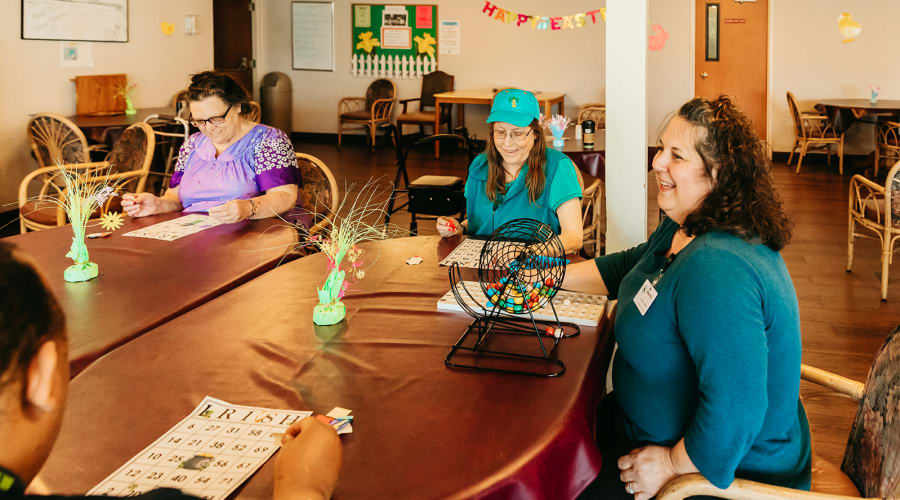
492, 127, 533, 143
190, 104, 233, 128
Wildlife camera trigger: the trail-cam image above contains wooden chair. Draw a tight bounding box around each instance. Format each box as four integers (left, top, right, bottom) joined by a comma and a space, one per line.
18, 122, 155, 233
847, 160, 900, 301
396, 70, 454, 138
659, 324, 900, 499
577, 103, 606, 129
874, 120, 900, 178
787, 91, 845, 175
295, 153, 339, 236
580, 174, 603, 257
338, 79, 396, 150
243, 100, 261, 123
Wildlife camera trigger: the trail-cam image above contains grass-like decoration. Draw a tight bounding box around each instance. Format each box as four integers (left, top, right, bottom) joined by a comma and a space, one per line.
295, 180, 402, 325
38, 164, 123, 282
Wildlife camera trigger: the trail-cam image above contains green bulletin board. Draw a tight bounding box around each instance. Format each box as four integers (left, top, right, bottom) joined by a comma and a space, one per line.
351, 4, 438, 60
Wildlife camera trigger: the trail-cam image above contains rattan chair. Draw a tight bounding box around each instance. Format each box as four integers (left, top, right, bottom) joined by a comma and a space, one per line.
787, 91, 845, 175
295, 153, 339, 236
847, 160, 900, 301
27, 112, 92, 167
659, 324, 900, 499
874, 120, 900, 178
577, 103, 606, 129
338, 79, 396, 150
18, 122, 155, 233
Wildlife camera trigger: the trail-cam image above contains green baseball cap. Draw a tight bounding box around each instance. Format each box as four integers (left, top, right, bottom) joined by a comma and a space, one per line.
487, 88, 540, 127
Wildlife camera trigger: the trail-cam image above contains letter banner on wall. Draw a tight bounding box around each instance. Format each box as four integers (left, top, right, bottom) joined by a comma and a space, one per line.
480, 1, 606, 30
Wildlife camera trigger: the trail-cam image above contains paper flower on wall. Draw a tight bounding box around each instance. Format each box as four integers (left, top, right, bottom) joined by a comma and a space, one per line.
100, 211, 124, 231
356, 31, 381, 53
649, 24, 669, 51
837, 12, 861, 43
160, 22, 175, 36
413, 32, 437, 58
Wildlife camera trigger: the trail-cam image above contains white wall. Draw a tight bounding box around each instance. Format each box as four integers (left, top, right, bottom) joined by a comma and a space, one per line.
0, 0, 213, 207
771, 0, 900, 153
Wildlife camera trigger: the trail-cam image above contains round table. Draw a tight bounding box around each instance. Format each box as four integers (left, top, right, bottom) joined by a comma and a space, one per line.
37, 236, 612, 499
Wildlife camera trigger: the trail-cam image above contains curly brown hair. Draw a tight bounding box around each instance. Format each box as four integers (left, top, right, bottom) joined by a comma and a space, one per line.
677, 95, 792, 250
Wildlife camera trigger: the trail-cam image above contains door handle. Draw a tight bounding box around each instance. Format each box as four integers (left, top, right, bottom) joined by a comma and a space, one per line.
700, 72, 709, 79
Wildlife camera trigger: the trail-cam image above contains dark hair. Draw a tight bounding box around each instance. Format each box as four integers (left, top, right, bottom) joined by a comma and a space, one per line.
0, 242, 65, 387
186, 71, 250, 107
675, 95, 792, 250
485, 119, 547, 203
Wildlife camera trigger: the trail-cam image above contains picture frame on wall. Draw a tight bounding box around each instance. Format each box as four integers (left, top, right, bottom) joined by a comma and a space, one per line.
292, 1, 335, 71
21, 0, 129, 42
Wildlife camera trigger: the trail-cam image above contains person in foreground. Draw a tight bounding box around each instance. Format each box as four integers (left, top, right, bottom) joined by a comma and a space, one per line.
570, 96, 811, 499
122, 71, 300, 223
436, 88, 584, 253
0, 241, 341, 500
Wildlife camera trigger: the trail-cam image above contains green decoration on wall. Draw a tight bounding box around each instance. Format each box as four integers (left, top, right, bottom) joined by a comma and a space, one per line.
351, 3, 438, 60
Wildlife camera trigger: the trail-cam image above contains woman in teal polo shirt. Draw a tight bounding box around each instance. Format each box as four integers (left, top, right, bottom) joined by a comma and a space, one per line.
436, 88, 583, 253
569, 96, 811, 499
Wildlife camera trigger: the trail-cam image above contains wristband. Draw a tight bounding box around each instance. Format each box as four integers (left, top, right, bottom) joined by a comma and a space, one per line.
247, 198, 259, 219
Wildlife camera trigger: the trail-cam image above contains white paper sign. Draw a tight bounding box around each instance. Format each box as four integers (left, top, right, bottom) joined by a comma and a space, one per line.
60, 41, 93, 67
439, 20, 461, 55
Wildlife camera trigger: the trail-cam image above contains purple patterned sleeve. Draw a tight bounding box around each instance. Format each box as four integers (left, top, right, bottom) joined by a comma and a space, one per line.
253, 127, 300, 192
169, 133, 201, 188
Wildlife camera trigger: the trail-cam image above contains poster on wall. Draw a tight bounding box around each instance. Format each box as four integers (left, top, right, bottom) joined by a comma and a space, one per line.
439, 20, 460, 55
60, 41, 94, 67
22, 0, 128, 42
292, 1, 335, 71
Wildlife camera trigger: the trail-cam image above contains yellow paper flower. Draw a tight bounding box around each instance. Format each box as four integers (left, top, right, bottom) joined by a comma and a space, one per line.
100, 211, 124, 231
413, 32, 437, 58
356, 32, 381, 53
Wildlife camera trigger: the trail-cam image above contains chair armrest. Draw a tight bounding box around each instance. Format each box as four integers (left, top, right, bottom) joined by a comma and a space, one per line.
800, 113, 829, 121
801, 364, 865, 401
658, 473, 869, 500
18, 162, 109, 208
399, 97, 420, 114
338, 97, 365, 114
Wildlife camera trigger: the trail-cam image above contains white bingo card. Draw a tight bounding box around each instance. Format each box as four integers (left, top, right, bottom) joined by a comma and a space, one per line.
122, 214, 224, 241
87, 396, 312, 499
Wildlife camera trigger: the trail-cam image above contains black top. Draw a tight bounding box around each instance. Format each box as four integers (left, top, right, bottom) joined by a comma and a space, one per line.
0, 466, 197, 500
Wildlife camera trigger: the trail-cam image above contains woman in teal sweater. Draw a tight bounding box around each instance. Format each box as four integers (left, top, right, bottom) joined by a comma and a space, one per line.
436, 88, 583, 253
569, 96, 811, 499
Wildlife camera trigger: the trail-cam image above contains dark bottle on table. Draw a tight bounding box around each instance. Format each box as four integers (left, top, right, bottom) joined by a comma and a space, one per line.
582, 119, 595, 149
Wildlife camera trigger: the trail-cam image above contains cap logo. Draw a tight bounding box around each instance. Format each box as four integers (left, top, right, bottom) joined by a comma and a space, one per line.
509, 96, 518, 108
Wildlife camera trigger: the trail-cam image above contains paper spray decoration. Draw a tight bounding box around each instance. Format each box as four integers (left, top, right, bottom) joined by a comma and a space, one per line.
649, 24, 669, 51
356, 31, 380, 54
837, 13, 861, 43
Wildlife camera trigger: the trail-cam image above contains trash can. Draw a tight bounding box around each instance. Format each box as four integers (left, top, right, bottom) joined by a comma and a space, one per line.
260, 72, 292, 133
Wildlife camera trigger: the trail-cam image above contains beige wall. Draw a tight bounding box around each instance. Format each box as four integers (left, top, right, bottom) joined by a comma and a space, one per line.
771, 0, 900, 154
0, 0, 213, 207
259, 0, 693, 142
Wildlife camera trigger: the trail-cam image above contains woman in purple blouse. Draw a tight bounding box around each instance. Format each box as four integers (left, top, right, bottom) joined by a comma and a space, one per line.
122, 72, 299, 223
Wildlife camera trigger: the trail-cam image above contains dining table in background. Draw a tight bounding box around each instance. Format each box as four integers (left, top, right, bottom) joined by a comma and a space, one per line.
37, 235, 614, 499
68, 106, 178, 145
815, 99, 900, 135
5, 213, 298, 375
433, 89, 566, 158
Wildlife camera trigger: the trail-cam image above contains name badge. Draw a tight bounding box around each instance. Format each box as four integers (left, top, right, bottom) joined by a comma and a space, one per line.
633, 279, 658, 316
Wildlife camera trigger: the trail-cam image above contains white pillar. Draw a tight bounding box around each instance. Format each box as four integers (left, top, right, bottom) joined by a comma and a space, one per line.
605, 1, 649, 252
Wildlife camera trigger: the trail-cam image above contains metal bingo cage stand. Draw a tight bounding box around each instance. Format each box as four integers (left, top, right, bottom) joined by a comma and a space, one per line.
444, 218, 579, 377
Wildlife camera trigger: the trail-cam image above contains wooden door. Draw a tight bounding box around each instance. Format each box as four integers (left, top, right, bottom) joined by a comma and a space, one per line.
695, 0, 767, 139
213, 0, 254, 94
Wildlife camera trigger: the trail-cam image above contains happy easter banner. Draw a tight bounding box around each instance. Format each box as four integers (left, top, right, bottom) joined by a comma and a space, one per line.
481, 1, 606, 30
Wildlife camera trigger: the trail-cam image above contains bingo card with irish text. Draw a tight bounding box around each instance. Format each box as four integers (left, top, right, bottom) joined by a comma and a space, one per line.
87, 396, 312, 499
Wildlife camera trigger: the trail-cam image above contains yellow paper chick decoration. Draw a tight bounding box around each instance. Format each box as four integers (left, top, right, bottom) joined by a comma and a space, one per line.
356, 32, 381, 53
99, 211, 124, 231
413, 32, 437, 58
837, 12, 861, 43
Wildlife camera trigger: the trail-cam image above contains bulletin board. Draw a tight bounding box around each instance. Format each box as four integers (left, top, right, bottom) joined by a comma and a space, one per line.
351, 4, 438, 60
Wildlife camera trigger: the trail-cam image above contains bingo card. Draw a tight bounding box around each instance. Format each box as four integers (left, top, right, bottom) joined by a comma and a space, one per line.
123, 214, 224, 241
437, 281, 608, 327
438, 239, 487, 268
87, 396, 312, 499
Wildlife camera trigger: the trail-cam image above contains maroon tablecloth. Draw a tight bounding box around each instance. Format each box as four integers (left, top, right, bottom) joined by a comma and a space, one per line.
5, 213, 298, 375
37, 236, 612, 499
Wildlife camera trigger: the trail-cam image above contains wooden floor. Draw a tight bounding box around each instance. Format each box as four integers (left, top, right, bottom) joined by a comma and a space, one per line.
297, 137, 900, 467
